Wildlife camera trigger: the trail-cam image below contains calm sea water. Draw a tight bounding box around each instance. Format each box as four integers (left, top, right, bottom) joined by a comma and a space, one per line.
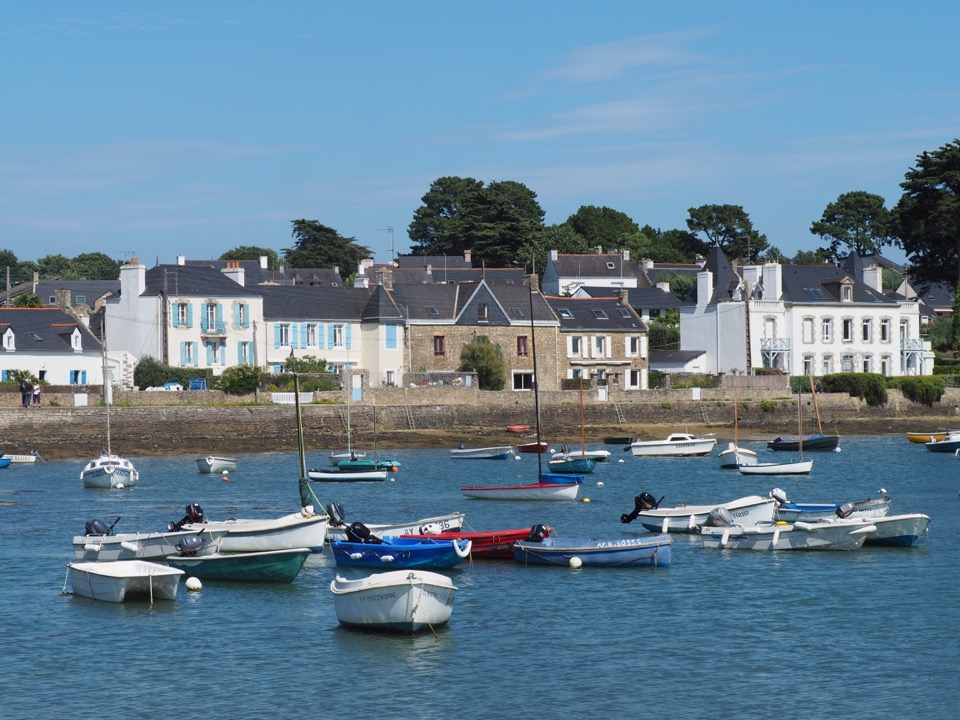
2, 435, 958, 720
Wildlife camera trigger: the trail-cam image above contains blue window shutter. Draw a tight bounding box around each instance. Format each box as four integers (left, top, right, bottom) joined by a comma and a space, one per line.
237, 341, 244, 363
318, 323, 325, 349
274, 325, 281, 349
345, 325, 352, 350
216, 303, 223, 332
186, 303, 193, 328
206, 342, 213, 365
81, 370, 87, 384
328, 324, 335, 347
244, 304, 250, 328
292, 323, 300, 349
386, 323, 397, 349
302, 323, 308, 348
172, 303, 180, 328
200, 304, 208, 333
180, 342, 186, 365
234, 304, 240, 328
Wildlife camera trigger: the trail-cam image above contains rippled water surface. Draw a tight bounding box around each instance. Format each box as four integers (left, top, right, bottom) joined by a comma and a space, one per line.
2, 435, 958, 719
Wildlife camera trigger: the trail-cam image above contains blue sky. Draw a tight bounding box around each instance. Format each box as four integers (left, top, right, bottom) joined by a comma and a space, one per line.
3, 1, 958, 269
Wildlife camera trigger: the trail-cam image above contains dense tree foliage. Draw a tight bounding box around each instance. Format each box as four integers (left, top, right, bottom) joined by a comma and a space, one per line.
686, 204, 768, 260
283, 221, 372, 276
629, 226, 705, 263
12, 292, 41, 308
217, 364, 262, 395
810, 191, 893, 257
790, 249, 832, 265
221, 246, 280, 270
896, 139, 960, 290
68, 253, 121, 280
563, 205, 639, 248
458, 335, 506, 390
408, 176, 545, 268
516, 224, 590, 278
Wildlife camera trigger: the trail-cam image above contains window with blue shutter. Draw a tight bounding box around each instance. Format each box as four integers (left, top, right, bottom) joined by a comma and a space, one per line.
328, 324, 336, 348
345, 324, 352, 350
172, 302, 180, 327
81, 370, 87, 384
385, 323, 397, 349
292, 324, 300, 349
206, 342, 214, 365
216, 303, 223, 333
318, 323, 326, 349
200, 304, 208, 333
181, 342, 188, 365
186, 303, 193, 328
274, 325, 282, 349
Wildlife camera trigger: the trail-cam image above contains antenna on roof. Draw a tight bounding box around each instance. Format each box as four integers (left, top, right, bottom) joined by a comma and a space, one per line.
117, 250, 136, 263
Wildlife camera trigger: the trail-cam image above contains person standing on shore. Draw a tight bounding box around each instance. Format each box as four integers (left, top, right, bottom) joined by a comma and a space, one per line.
32, 383, 41, 406
18, 379, 32, 408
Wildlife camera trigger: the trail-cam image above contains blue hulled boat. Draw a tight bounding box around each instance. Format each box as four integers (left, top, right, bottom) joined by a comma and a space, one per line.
330, 524, 471, 569
513, 534, 672, 568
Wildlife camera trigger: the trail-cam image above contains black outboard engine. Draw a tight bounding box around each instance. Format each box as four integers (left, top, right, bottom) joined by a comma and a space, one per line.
620, 492, 661, 523
168, 503, 205, 532
835, 502, 856, 519
525, 524, 549, 543
176, 535, 204, 556
85, 518, 112, 536
326, 502, 346, 528
344, 522, 382, 544
706, 506, 734, 527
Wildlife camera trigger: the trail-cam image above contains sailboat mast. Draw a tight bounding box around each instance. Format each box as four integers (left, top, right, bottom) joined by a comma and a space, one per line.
101, 328, 111, 456
797, 390, 804, 460
579, 376, 586, 458
529, 277, 543, 478
809, 368, 825, 436
293, 361, 306, 480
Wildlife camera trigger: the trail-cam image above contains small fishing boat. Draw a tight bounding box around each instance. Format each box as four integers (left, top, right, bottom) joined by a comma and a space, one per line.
906, 431, 948, 444
517, 441, 550, 453
68, 560, 184, 603
330, 525, 471, 569
308, 468, 388, 482
630, 433, 716, 457
0, 457, 11, 469
551, 446, 611, 463
178, 509, 328, 553
2, 451, 41, 464
72, 516, 225, 562
330, 570, 458, 632
166, 547, 312, 583
619, 492, 776, 533
449, 445, 515, 460
196, 456, 237, 474
514, 534, 672, 568
813, 512, 931, 547
699, 508, 872, 551
767, 434, 839, 452
461, 481, 580, 501
546, 456, 596, 474
402, 524, 553, 559
738, 459, 813, 476
506, 424, 531, 434
925, 431, 960, 453
81, 454, 139, 489
334, 401, 400, 473
329, 450, 366, 466
769, 488, 891, 522
717, 442, 758, 469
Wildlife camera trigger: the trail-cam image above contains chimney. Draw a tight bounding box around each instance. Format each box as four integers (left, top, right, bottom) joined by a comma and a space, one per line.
741, 265, 762, 299
259, 255, 268, 270
621, 249, 630, 262
177, 254, 186, 266
696, 270, 713, 308
617, 288, 629, 304
121, 258, 146, 296
641, 258, 654, 270
463, 249, 472, 264
548, 249, 559, 263
762, 261, 782, 301
221, 261, 245, 287
656, 281, 671, 293
863, 264, 882, 293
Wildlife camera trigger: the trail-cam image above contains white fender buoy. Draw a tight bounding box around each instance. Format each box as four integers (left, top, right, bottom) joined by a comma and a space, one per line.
771, 528, 781, 546
850, 524, 877, 535
349, 552, 363, 560
721, 528, 730, 547
596, 481, 604, 487
661, 516, 670, 534
569, 556, 582, 568
618, 458, 624, 463
514, 455, 521, 461
185, 577, 202, 591
120, 541, 139, 553
379, 555, 395, 563
115, 482, 124, 489
454, 539, 472, 558
84, 544, 100, 553
687, 514, 697, 530
834, 447, 842, 453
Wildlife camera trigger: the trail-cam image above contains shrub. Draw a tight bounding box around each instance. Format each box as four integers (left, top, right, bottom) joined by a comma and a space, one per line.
660, 402, 672, 409
759, 399, 776, 411
821, 372, 888, 406
218, 364, 262, 395
459, 336, 506, 391
892, 376, 945, 405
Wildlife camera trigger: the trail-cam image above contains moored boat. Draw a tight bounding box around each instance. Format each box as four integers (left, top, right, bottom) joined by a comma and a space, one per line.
518, 441, 550, 453
620, 492, 776, 533
402, 524, 552, 559
73, 516, 225, 562
813, 512, 931, 547
67, 560, 184, 602
546, 456, 596, 474
196, 456, 237, 474
179, 509, 328, 553
551, 446, 611, 463
767, 434, 839, 452
699, 508, 872, 551
630, 433, 716, 457
2, 451, 41, 464
330, 526, 471, 569
449, 445, 515, 460
717, 443, 758, 468
165, 547, 312, 583
906, 431, 948, 444
513, 534, 672, 567
925, 431, 960, 453
738, 459, 813, 476
461, 481, 580, 501
324, 505, 465, 542
81, 453, 139, 489
770, 488, 891, 522
330, 570, 458, 632
308, 468, 388, 482
506, 424, 531, 434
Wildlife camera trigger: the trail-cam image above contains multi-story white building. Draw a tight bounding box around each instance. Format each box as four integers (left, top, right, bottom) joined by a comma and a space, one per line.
681, 248, 933, 377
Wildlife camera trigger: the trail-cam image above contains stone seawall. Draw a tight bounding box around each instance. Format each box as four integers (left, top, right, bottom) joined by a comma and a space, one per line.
1, 387, 957, 459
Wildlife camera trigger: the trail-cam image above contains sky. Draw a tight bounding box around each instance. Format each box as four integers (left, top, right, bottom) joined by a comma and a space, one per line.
2, 1, 959, 269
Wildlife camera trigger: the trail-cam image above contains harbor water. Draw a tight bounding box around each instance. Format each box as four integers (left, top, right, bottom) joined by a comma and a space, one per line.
2, 434, 958, 719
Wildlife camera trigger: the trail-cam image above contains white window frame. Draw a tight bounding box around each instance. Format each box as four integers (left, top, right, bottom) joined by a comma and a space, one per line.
332, 323, 345, 349
306, 324, 318, 347
822, 318, 833, 343
862, 318, 872, 343
278, 323, 291, 347
177, 303, 189, 326
842, 318, 854, 342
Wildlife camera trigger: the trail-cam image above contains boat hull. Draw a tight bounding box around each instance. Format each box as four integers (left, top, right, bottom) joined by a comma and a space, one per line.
68, 560, 184, 602
73, 528, 225, 562
181, 512, 328, 553
450, 446, 515, 460
308, 469, 388, 482
514, 535, 672, 567
925, 434, 960, 452
327, 513, 464, 542
906, 432, 947, 444
2, 453, 38, 464
331, 570, 457, 632
330, 537, 471, 569
166, 548, 311, 583
546, 457, 596, 473
196, 456, 237, 474
700, 521, 870, 551
518, 441, 549, 453
336, 459, 399, 472
717, 444, 757, 468
80, 454, 139, 488
630, 435, 716, 457
775, 497, 891, 522
739, 460, 813, 476
460, 482, 580, 501
402, 526, 552, 559
767, 434, 839, 451
634, 496, 776, 533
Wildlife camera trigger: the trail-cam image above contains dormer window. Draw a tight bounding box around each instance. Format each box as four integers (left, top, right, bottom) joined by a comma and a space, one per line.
841, 281, 853, 302
71, 328, 82, 352
478, 303, 488, 322
557, 308, 573, 319
3, 328, 15, 351
592, 309, 608, 319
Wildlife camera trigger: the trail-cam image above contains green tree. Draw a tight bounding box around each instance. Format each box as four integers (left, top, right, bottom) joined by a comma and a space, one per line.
516, 224, 589, 278
70, 252, 121, 280
0, 250, 33, 286
653, 272, 696, 302
283, 221, 372, 277
895, 139, 960, 348
647, 315, 680, 351
623, 226, 702, 263
37, 254, 72, 278
218, 364, 262, 395
810, 191, 893, 257
221, 246, 280, 270
133, 356, 166, 390
286, 354, 328, 373
882, 267, 903, 290
458, 335, 506, 390
12, 292, 42, 308
686, 204, 769, 260
563, 205, 639, 248
790, 249, 832, 265
408, 176, 545, 267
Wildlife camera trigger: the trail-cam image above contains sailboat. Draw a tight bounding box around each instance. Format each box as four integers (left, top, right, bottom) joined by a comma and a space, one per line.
309, 400, 393, 481
547, 378, 601, 473
740, 392, 813, 475
329, 372, 366, 465
718, 389, 757, 469
80, 331, 138, 489
461, 279, 582, 500
768, 371, 839, 451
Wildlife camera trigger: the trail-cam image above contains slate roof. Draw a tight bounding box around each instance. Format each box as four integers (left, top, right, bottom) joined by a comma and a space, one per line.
650, 350, 705, 364
179, 258, 272, 285
575, 285, 683, 311
779, 264, 896, 305
260, 267, 344, 287
396, 254, 472, 270
911, 281, 955, 311
361, 285, 405, 323
258, 285, 373, 321
33, 281, 120, 306
142, 265, 262, 298
548, 252, 638, 280
545, 296, 647, 332
389, 284, 460, 321
0, 308, 101, 353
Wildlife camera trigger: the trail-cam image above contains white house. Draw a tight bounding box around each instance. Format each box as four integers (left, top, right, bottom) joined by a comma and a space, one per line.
681, 247, 934, 377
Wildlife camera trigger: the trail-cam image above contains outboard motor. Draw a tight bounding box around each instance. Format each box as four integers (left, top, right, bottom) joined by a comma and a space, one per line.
326, 502, 346, 528
769, 488, 790, 507
168, 503, 204, 532
344, 522, 382, 544
707, 506, 735, 527
85, 518, 112, 537
835, 502, 856, 519
176, 535, 204, 556
525, 524, 549, 543
620, 492, 661, 524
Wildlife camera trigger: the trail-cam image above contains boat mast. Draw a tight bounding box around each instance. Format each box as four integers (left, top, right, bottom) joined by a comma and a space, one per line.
101, 326, 111, 456
809, 367, 825, 436
529, 273, 543, 479
292, 352, 306, 481
579, 375, 586, 458
797, 390, 804, 461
